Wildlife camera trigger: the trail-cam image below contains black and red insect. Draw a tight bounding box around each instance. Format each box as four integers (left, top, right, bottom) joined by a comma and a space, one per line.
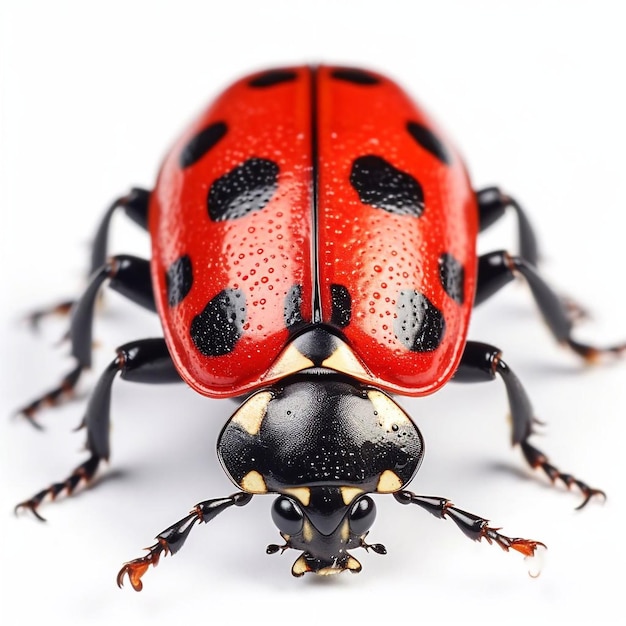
15, 66, 625, 591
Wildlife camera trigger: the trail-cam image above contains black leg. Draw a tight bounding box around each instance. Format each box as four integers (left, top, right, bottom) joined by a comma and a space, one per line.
89, 188, 150, 275
15, 338, 180, 520
18, 255, 156, 424
454, 340, 605, 508
27, 188, 150, 328
476, 187, 539, 266
475, 250, 626, 361
117, 492, 253, 591
394, 490, 545, 565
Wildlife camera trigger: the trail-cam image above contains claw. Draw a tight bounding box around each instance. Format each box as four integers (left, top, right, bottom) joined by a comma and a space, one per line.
567, 338, 626, 364
13, 364, 83, 424
24, 300, 75, 332
507, 538, 546, 558
574, 487, 606, 511
117, 540, 168, 592
14, 499, 47, 522
13, 454, 101, 521
521, 441, 605, 509
117, 559, 151, 592
483, 527, 547, 576
13, 408, 44, 431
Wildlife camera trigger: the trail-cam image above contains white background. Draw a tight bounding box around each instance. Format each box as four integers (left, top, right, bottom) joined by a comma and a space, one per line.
1, 1, 625, 624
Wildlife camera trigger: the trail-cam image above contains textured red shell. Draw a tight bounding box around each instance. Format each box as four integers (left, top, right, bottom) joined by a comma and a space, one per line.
150, 66, 478, 398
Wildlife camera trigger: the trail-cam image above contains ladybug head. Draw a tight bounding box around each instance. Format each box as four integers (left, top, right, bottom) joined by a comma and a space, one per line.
218, 376, 424, 575
267, 488, 384, 576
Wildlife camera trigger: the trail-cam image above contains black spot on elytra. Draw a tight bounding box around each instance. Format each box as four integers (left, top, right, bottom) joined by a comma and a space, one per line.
439, 253, 465, 304
284, 284, 304, 330
406, 121, 451, 166
179, 122, 227, 168
166, 255, 193, 306
394, 290, 445, 352
191, 289, 247, 356
350, 155, 425, 217
248, 70, 298, 88
331, 68, 380, 85
208, 158, 279, 221
330, 284, 351, 327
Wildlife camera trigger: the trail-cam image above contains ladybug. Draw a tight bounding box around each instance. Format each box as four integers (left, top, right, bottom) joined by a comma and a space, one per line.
15, 66, 625, 591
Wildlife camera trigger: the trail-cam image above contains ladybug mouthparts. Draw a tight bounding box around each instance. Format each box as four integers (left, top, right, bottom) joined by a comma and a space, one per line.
266, 487, 387, 577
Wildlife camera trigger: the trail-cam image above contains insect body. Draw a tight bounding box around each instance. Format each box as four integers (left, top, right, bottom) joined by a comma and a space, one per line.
16, 66, 625, 591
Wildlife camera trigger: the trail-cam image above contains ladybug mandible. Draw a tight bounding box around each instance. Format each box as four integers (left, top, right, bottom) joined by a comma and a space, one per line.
15, 66, 625, 591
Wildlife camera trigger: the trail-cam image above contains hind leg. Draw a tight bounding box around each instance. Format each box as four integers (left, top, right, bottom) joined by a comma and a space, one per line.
27, 188, 150, 328
475, 250, 625, 361
476, 187, 589, 321
18, 254, 156, 425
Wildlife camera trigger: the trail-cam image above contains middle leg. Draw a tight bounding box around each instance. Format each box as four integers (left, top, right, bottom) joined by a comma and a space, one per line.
15, 337, 181, 520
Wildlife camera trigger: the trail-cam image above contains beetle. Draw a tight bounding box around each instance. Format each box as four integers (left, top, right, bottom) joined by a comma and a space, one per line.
15, 65, 625, 591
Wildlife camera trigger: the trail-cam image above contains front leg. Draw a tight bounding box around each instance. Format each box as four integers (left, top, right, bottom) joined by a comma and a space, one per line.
394, 490, 546, 573
117, 492, 253, 591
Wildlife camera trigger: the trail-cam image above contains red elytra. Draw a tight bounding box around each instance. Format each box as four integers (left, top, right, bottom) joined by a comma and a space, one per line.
150, 66, 478, 398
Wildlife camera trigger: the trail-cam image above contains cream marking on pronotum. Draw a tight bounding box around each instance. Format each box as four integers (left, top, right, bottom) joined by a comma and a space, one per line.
240, 470, 267, 493
367, 389, 412, 432
231, 391, 272, 435
376, 470, 403, 493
